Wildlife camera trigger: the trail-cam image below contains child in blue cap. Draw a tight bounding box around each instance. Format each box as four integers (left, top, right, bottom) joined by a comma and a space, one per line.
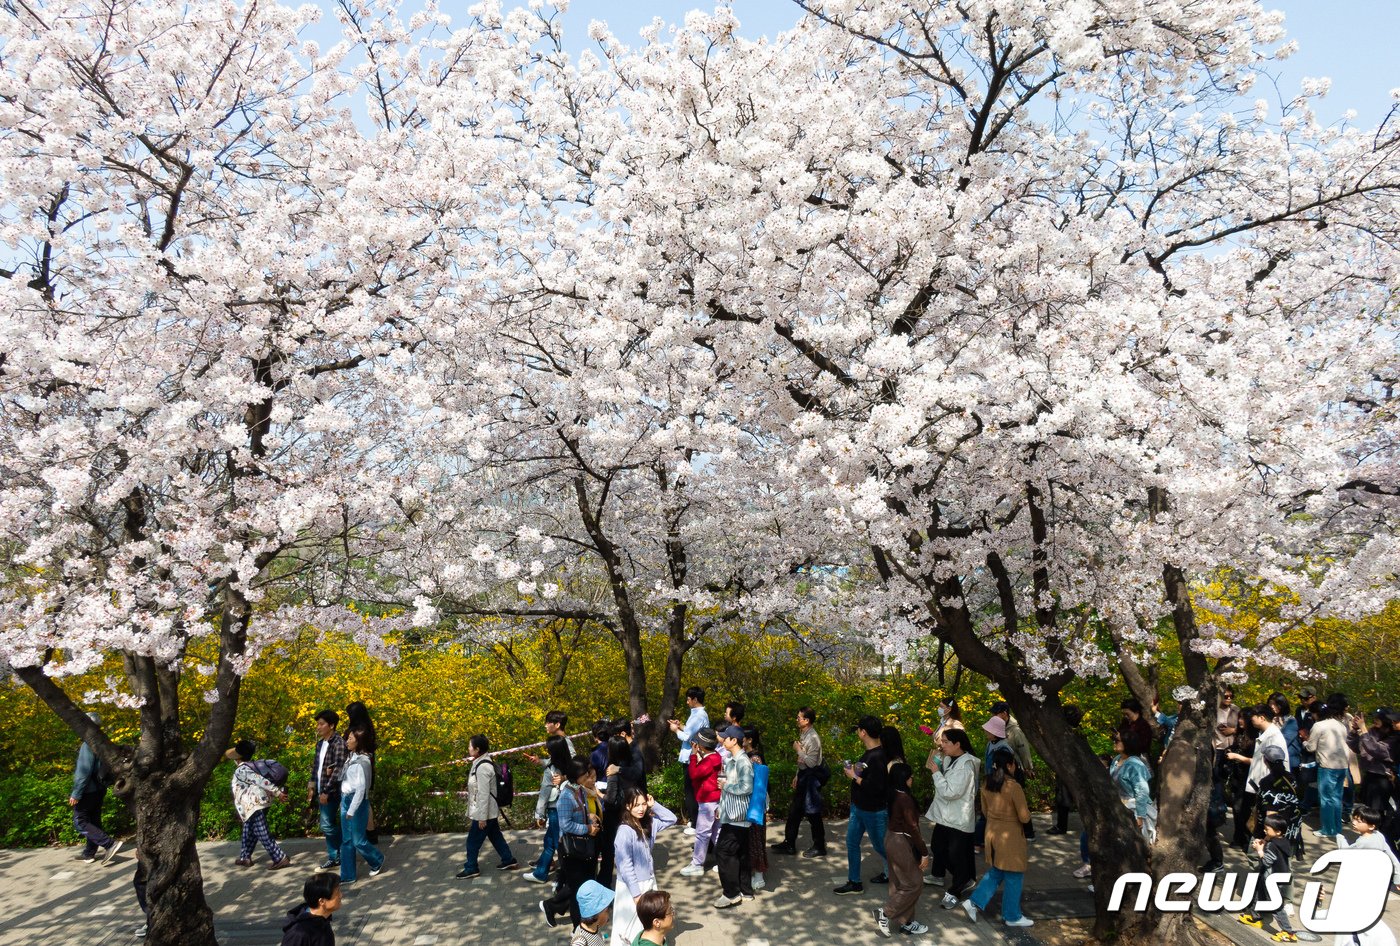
571, 880, 614, 946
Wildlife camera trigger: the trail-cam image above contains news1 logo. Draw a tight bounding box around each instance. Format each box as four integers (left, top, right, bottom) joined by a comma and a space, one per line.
1108, 848, 1394, 934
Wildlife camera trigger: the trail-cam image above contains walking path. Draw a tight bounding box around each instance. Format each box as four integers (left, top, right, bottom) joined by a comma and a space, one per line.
1, 813, 1395, 945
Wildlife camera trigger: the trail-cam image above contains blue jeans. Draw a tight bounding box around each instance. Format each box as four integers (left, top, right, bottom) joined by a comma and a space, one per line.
1318, 767, 1346, 836
533, 809, 560, 881
319, 797, 342, 864
464, 817, 515, 872
971, 865, 1025, 922
846, 805, 888, 883
339, 794, 383, 882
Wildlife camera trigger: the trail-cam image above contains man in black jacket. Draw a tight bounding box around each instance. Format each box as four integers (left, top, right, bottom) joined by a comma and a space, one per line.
281, 873, 341, 946
834, 715, 888, 895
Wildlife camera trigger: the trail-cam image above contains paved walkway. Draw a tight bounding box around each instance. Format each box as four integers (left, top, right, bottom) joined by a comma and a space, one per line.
1, 813, 1395, 945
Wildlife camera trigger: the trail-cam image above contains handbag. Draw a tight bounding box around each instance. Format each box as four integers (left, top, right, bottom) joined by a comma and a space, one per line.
559, 786, 597, 859
559, 831, 596, 860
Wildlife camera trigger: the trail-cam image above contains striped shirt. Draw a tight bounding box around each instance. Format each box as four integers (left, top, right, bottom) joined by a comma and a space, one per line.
718, 752, 754, 826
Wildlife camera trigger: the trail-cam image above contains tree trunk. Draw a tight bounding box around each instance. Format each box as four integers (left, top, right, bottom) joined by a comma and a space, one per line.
647, 601, 691, 769
1003, 687, 1157, 940
135, 774, 217, 946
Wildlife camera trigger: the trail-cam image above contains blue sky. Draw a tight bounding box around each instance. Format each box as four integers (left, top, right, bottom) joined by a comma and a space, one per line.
549, 0, 1398, 126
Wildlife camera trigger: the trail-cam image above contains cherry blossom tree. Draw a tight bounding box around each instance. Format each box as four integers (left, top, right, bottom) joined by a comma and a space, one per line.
5, 3, 1396, 945
0, 1, 500, 941
379, 239, 828, 757
438, 1, 1400, 939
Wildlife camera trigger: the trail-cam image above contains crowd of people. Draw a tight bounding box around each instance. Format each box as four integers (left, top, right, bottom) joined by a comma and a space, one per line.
63, 686, 1400, 944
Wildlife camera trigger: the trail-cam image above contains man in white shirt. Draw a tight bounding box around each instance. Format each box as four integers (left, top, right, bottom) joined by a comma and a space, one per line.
1305, 701, 1351, 837
667, 687, 709, 831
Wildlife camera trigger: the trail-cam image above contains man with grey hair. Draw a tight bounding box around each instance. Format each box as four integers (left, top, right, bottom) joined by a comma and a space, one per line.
69, 713, 121, 865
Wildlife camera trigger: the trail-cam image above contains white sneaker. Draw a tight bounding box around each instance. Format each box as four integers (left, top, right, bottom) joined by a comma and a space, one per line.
1006, 917, 1034, 928
1073, 862, 1093, 879
683, 826, 697, 837
962, 899, 979, 923
876, 909, 891, 938
679, 864, 704, 877
901, 921, 930, 934
752, 873, 766, 890
712, 893, 742, 909
706, 865, 718, 874
102, 840, 124, 866
940, 892, 959, 910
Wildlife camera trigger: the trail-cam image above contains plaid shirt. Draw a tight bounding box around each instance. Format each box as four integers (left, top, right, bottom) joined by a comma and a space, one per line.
312, 734, 348, 795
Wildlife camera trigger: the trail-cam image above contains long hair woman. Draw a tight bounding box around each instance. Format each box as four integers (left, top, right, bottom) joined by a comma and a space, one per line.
879, 760, 930, 936
961, 747, 1033, 927
1111, 730, 1157, 844
610, 786, 676, 946
597, 734, 635, 888
530, 734, 573, 883
344, 701, 378, 841
339, 728, 385, 883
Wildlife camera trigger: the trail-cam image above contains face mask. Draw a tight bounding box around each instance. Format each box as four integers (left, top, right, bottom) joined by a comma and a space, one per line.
937, 707, 947, 718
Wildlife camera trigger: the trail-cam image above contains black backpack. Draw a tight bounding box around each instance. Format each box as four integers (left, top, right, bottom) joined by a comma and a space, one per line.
250, 759, 289, 787
492, 759, 514, 808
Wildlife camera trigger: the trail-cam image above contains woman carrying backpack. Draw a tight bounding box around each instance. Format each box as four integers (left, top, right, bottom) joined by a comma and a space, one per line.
226, 739, 292, 870
457, 734, 519, 878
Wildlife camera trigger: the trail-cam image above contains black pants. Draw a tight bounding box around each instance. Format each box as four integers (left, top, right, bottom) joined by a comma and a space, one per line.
1232, 791, 1256, 849
133, 858, 149, 916
716, 823, 753, 899
1199, 778, 1224, 865
597, 805, 621, 888
73, 789, 112, 854
681, 762, 698, 825
783, 776, 826, 852
543, 852, 596, 927
1361, 771, 1392, 815
929, 824, 976, 897
1295, 760, 1315, 811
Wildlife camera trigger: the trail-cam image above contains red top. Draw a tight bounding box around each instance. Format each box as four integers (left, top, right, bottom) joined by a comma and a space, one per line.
688, 750, 722, 803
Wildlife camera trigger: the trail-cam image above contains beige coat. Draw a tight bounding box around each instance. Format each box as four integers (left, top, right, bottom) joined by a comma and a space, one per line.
981, 780, 1031, 873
